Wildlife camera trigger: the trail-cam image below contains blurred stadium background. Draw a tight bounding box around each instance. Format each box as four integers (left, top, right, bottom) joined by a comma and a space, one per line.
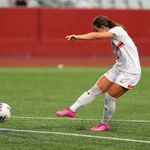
0, 0, 150, 66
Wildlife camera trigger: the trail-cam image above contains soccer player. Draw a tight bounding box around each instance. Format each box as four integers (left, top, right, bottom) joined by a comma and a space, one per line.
56, 16, 141, 131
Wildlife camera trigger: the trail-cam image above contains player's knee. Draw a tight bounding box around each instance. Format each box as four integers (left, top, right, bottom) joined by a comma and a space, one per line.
87, 85, 102, 96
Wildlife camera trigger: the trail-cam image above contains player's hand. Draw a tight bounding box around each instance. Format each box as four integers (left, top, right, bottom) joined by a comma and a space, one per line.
66, 35, 78, 41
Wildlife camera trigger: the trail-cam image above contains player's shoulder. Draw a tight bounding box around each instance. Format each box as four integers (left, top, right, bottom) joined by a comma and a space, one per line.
109, 26, 127, 37
109, 26, 125, 32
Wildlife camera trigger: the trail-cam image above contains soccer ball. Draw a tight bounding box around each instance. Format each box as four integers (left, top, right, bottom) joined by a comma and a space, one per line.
0, 103, 11, 122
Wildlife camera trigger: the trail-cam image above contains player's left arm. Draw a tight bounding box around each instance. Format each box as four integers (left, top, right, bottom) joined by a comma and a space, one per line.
66, 32, 115, 41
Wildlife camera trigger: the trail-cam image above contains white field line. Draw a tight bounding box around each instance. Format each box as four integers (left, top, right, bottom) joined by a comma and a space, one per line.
11, 116, 150, 123
0, 128, 150, 144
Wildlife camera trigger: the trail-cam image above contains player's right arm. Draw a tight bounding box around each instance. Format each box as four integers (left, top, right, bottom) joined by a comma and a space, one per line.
66, 32, 114, 41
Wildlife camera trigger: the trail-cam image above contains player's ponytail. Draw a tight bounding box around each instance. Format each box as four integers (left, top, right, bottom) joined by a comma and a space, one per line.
92, 16, 126, 31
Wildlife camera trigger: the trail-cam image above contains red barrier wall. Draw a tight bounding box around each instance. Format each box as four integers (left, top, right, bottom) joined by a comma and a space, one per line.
0, 8, 150, 57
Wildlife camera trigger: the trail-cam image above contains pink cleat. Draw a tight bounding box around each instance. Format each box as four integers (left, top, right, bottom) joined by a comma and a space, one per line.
56, 108, 76, 118
90, 123, 110, 131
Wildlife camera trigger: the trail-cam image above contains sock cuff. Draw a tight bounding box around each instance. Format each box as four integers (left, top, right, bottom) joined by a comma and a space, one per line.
105, 93, 116, 101
88, 85, 101, 96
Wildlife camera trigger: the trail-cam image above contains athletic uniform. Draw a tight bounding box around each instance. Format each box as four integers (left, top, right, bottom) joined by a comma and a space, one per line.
104, 26, 141, 89
56, 25, 141, 131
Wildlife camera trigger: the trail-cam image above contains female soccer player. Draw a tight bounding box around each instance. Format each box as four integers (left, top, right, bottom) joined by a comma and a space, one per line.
56, 16, 141, 131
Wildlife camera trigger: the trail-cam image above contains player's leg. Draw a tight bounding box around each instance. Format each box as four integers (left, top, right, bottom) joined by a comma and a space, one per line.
101, 84, 128, 126
91, 71, 141, 131
56, 76, 113, 117
91, 83, 128, 131
100, 72, 141, 126
69, 76, 113, 112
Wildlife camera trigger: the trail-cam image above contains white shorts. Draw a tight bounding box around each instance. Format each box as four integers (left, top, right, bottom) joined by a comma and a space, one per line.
104, 67, 141, 90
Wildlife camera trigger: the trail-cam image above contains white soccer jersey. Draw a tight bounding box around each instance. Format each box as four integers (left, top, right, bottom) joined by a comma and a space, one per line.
109, 26, 141, 74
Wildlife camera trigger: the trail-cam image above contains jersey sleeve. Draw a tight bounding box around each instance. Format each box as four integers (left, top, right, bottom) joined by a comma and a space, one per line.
109, 26, 125, 37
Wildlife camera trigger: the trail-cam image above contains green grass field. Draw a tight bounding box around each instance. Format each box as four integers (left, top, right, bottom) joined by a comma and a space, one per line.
0, 67, 150, 150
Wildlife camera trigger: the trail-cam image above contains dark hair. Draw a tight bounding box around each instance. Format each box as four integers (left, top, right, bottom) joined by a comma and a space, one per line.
92, 16, 126, 30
